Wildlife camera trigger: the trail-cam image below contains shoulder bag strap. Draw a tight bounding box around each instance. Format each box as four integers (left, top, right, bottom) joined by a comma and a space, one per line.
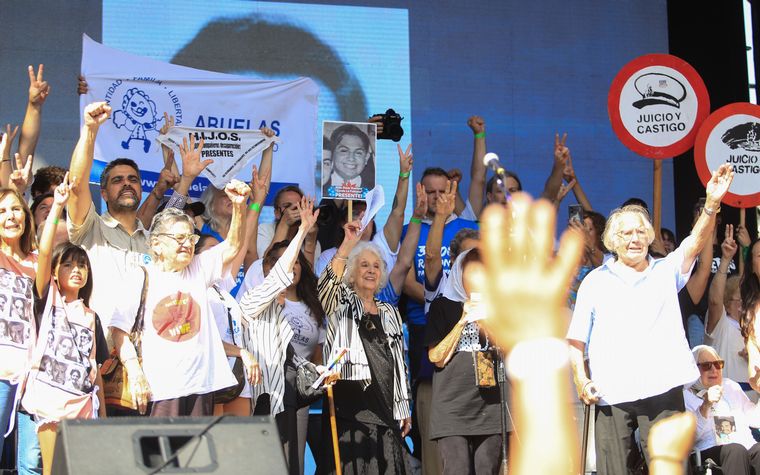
129, 267, 149, 350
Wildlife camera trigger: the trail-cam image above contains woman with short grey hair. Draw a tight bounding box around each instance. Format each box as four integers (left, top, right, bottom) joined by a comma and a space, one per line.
319, 219, 412, 474
110, 179, 252, 417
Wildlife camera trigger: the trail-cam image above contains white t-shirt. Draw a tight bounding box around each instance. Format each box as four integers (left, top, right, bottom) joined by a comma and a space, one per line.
705, 311, 748, 384
110, 243, 236, 401
209, 276, 251, 399
281, 299, 324, 360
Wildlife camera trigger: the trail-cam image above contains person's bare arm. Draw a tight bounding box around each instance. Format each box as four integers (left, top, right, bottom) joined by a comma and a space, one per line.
403, 268, 424, 304
383, 143, 413, 252
685, 233, 713, 305
706, 225, 737, 334
241, 166, 271, 271
331, 219, 363, 279
467, 116, 487, 217
562, 151, 593, 212
17, 65, 50, 161
136, 168, 178, 228
36, 174, 73, 297
682, 164, 734, 273
220, 180, 252, 276
0, 126, 19, 189
387, 183, 427, 294
428, 317, 466, 368
111, 327, 150, 414
68, 102, 112, 226
424, 180, 456, 288
540, 133, 568, 200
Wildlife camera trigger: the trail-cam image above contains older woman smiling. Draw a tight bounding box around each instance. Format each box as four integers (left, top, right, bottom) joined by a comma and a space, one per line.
319, 219, 412, 474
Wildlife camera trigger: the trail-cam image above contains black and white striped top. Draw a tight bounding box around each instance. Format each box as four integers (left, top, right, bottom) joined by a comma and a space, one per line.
318, 262, 411, 420
238, 246, 306, 416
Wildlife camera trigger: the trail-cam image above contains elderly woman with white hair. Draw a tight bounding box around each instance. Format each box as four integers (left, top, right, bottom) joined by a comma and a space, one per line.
110, 179, 251, 417
318, 219, 412, 474
685, 345, 760, 474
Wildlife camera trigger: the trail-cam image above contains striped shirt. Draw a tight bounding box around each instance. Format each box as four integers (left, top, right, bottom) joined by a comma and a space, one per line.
238, 244, 307, 416
318, 262, 411, 420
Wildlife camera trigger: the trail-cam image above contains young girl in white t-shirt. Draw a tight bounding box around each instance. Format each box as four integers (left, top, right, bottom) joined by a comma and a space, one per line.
22, 175, 107, 475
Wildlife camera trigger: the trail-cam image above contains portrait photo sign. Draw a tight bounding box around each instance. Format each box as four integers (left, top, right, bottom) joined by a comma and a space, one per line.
694, 102, 760, 208
608, 53, 710, 159
322, 121, 377, 200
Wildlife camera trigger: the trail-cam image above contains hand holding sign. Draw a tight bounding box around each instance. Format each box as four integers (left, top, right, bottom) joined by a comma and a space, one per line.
179, 134, 211, 180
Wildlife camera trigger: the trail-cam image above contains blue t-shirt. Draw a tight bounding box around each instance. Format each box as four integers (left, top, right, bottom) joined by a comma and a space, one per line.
401, 217, 478, 325
200, 222, 245, 296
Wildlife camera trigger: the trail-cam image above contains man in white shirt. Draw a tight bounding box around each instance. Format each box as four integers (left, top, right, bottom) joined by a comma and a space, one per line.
567, 164, 734, 474
67, 102, 151, 331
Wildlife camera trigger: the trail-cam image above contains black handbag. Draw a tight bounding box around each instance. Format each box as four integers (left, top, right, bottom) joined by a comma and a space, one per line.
212, 289, 246, 405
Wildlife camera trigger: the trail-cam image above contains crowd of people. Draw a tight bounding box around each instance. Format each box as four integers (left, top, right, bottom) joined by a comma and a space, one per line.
0, 63, 758, 475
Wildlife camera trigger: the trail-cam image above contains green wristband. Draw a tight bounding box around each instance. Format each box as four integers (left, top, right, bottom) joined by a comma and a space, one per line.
410, 217, 422, 224
474, 132, 486, 139
399, 171, 410, 179
249, 202, 262, 212
52, 218, 59, 225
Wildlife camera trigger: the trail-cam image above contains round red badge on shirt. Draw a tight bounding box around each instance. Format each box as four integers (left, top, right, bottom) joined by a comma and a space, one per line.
152, 292, 201, 342
608, 54, 710, 159
694, 102, 760, 208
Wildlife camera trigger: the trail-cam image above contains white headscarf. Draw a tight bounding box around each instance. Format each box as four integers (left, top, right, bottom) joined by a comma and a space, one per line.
441, 249, 472, 303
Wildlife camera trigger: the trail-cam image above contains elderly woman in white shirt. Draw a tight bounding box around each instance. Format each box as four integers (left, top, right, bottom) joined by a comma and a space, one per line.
684, 345, 760, 474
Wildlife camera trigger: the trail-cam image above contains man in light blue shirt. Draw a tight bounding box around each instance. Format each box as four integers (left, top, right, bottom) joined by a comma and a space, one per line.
567, 164, 734, 474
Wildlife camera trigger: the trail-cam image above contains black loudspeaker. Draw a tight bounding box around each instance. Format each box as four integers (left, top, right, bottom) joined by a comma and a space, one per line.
51, 416, 286, 474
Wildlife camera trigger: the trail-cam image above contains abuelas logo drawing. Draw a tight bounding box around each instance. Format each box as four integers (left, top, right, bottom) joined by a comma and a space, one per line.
608, 54, 709, 158
104, 78, 183, 154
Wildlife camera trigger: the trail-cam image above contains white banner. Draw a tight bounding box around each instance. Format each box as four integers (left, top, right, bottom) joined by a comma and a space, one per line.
157, 127, 279, 189
79, 34, 318, 197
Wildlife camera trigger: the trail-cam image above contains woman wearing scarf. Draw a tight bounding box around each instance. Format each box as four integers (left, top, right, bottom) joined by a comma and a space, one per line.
684, 345, 760, 473
425, 248, 508, 475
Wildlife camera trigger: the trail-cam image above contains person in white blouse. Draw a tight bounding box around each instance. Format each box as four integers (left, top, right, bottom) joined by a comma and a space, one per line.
684, 345, 760, 474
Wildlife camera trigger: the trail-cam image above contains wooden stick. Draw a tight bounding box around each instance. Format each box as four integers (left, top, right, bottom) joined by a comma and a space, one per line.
347, 199, 353, 223
740, 208, 746, 276
653, 160, 662, 239
327, 385, 342, 475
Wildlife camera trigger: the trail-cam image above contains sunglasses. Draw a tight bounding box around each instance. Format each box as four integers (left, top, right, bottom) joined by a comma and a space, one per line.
697, 360, 725, 371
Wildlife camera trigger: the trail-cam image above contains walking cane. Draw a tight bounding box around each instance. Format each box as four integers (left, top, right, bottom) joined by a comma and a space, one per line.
327, 384, 342, 475
580, 403, 590, 475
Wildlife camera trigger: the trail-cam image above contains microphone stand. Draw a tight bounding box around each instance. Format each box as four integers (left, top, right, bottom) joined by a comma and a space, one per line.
496, 348, 510, 474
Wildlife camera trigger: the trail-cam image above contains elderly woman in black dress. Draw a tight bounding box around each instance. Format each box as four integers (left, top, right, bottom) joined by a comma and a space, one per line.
318, 219, 412, 474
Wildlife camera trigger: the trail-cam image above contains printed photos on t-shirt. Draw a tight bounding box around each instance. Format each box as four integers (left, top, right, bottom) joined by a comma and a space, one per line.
36, 308, 95, 395
714, 415, 738, 445
0, 268, 33, 349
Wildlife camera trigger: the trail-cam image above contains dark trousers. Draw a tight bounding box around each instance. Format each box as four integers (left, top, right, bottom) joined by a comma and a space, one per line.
700, 442, 760, 475
149, 393, 214, 417
437, 434, 502, 475
594, 385, 685, 475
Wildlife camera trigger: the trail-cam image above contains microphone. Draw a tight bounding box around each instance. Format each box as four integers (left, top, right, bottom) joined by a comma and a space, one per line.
483, 152, 506, 176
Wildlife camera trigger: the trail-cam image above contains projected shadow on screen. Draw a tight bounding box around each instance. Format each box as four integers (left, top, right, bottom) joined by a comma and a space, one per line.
170, 16, 369, 122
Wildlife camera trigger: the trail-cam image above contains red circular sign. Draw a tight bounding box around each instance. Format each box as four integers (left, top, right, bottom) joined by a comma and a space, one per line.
694, 102, 760, 208
608, 54, 710, 159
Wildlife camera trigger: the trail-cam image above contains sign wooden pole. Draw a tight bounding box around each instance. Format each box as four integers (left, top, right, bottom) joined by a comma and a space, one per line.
653, 160, 662, 239
740, 208, 746, 275
327, 385, 342, 475
347, 199, 353, 223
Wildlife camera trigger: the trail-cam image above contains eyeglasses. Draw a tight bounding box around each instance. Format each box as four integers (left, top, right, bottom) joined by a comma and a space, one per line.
155, 233, 200, 245
616, 228, 648, 242
697, 360, 725, 371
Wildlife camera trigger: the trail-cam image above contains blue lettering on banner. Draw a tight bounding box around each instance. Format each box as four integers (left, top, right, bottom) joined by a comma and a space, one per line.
195, 115, 252, 129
